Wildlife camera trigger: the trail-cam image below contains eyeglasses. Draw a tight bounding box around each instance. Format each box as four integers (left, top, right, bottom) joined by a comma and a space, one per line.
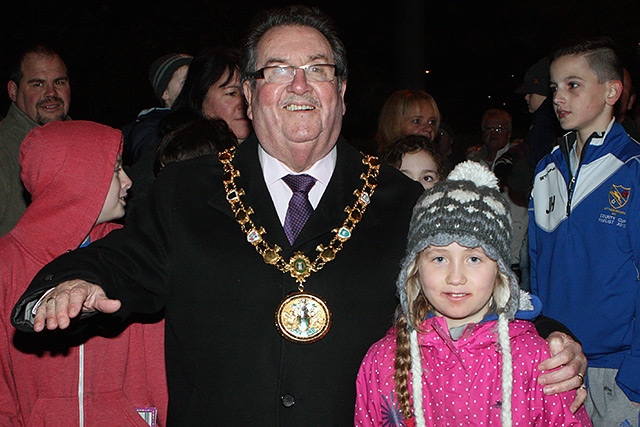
482, 125, 510, 134
252, 64, 337, 84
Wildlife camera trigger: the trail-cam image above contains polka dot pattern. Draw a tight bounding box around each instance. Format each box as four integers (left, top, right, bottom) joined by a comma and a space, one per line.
355, 317, 592, 426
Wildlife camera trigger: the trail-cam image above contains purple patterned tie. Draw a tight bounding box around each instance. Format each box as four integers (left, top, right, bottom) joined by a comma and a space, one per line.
282, 174, 317, 244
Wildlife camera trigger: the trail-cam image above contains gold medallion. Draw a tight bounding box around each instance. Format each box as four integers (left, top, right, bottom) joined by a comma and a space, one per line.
275, 292, 331, 343
219, 147, 379, 343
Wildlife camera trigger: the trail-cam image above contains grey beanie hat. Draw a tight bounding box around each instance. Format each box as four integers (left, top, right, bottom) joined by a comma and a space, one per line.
397, 160, 520, 328
148, 53, 193, 102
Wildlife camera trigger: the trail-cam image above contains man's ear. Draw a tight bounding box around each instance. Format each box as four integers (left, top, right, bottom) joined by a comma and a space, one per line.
7, 81, 17, 103
242, 80, 253, 120
606, 80, 623, 106
338, 79, 347, 116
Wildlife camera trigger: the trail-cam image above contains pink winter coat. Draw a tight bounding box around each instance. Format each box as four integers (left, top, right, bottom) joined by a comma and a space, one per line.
355, 315, 591, 426
0, 121, 167, 426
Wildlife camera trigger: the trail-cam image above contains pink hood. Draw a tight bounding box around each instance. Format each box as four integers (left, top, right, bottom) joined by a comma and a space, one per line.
0, 121, 167, 427
15, 120, 123, 262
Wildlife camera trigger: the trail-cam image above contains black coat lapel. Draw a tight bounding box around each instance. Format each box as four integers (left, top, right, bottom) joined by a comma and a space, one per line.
293, 137, 368, 248
207, 136, 289, 247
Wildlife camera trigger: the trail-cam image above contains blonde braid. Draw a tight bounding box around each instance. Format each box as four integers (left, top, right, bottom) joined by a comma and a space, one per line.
394, 314, 414, 420
394, 261, 433, 423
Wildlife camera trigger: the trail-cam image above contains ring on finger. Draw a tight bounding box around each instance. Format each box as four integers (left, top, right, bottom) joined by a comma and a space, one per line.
576, 373, 585, 386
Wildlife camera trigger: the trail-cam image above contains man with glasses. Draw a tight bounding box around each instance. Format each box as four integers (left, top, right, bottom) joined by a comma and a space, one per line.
13, 6, 588, 425
468, 107, 531, 292
467, 107, 513, 170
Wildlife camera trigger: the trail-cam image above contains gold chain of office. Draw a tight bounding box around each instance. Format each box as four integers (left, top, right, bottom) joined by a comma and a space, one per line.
218, 146, 380, 289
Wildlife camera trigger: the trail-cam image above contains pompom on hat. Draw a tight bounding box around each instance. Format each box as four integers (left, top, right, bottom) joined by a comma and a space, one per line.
148, 53, 193, 102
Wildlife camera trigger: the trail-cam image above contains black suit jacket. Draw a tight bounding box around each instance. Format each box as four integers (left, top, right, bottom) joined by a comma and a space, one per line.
13, 134, 424, 426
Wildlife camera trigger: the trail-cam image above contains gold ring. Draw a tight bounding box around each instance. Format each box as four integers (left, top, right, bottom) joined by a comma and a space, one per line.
576, 373, 585, 386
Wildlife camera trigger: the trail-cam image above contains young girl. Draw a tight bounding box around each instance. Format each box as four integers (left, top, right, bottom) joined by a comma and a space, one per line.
380, 135, 449, 190
355, 161, 591, 426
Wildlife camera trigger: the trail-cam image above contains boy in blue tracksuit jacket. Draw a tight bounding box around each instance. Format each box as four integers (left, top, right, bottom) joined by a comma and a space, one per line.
529, 36, 640, 426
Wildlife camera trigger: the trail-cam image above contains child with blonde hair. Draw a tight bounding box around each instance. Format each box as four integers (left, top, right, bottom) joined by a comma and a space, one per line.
355, 161, 591, 426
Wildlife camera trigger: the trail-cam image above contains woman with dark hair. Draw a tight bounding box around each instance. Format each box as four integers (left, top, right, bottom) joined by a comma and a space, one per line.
127, 45, 252, 210
169, 46, 251, 142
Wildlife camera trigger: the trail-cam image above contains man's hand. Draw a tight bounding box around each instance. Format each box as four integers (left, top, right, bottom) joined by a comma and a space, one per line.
538, 331, 588, 413
33, 279, 121, 332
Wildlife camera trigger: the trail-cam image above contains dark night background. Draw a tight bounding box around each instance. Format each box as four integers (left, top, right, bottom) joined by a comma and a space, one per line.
2, 0, 640, 155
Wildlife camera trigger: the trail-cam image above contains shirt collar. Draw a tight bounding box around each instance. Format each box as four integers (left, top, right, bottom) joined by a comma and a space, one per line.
258, 144, 337, 186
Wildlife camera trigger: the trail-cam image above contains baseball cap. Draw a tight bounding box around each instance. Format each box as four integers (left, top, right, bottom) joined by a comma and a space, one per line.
515, 56, 550, 96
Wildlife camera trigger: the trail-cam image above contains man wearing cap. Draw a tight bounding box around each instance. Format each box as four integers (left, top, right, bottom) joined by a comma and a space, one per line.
122, 53, 193, 165
493, 56, 563, 290
495, 56, 563, 198
513, 56, 563, 167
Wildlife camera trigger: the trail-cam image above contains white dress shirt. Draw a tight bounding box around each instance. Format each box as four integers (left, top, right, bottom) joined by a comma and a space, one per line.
258, 144, 337, 226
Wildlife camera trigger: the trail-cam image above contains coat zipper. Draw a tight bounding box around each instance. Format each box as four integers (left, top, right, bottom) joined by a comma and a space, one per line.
564, 135, 590, 217
566, 175, 576, 216
79, 343, 85, 427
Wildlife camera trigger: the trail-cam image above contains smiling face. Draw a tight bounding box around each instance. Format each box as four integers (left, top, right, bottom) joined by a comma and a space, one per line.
400, 100, 438, 142
550, 54, 620, 143
8, 52, 70, 125
203, 69, 252, 142
418, 243, 497, 328
243, 25, 347, 172
97, 156, 132, 225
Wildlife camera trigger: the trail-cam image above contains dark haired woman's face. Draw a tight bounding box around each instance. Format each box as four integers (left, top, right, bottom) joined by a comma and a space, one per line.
202, 70, 252, 142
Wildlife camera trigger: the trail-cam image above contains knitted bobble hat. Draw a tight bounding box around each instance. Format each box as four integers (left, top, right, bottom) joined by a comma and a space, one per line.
397, 160, 518, 427
397, 160, 520, 328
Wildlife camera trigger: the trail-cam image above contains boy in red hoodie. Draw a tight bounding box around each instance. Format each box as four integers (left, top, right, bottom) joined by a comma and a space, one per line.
0, 121, 167, 426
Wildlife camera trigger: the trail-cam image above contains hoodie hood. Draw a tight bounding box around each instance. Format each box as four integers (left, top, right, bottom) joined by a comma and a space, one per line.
11, 120, 123, 264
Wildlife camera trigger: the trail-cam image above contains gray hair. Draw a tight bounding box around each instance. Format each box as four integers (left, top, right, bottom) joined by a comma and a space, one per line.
240, 5, 348, 89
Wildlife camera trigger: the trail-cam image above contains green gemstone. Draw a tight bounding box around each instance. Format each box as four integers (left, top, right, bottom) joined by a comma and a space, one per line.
338, 227, 351, 239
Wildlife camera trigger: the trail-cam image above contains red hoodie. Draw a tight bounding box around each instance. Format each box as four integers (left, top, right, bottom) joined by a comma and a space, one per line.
0, 121, 167, 426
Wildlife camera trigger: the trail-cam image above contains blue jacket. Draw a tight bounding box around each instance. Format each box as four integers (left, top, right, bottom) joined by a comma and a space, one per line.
529, 120, 640, 402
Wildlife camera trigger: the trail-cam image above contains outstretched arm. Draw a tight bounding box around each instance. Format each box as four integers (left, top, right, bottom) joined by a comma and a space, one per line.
32, 279, 121, 332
